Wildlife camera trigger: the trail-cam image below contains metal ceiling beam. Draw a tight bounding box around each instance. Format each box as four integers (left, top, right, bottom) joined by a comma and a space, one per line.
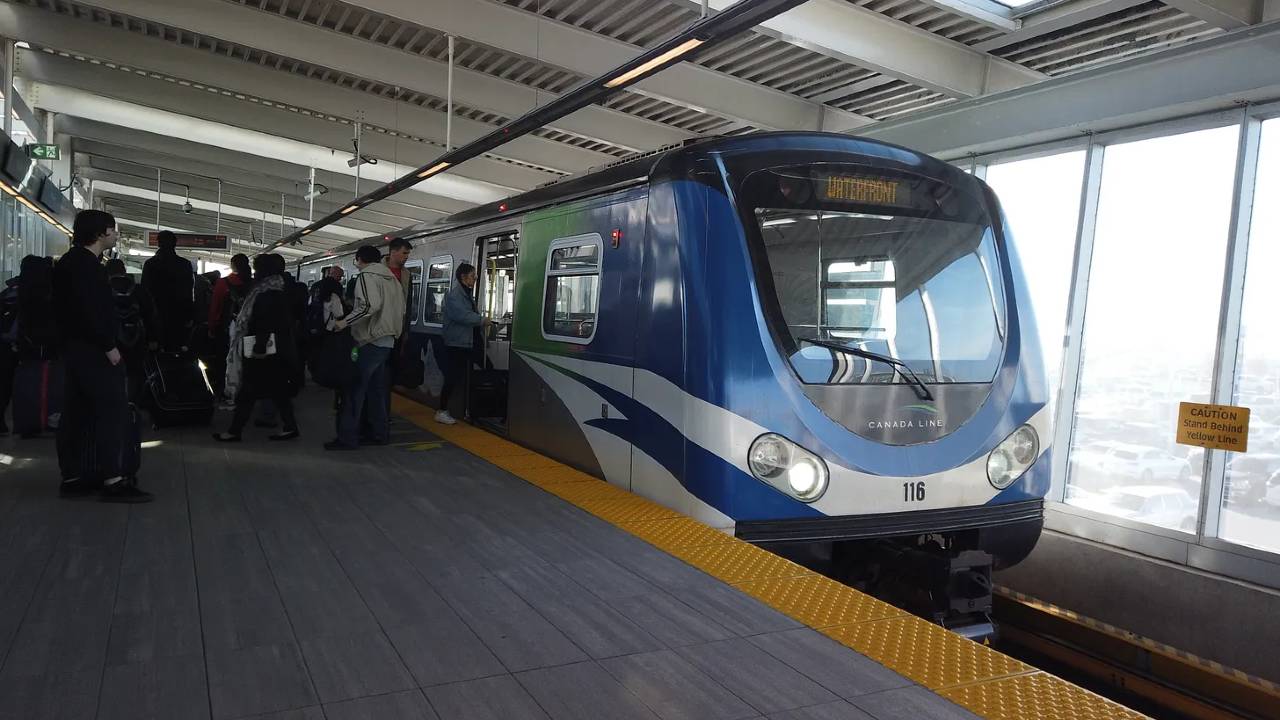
100, 196, 340, 254
860, 20, 1280, 156
21, 81, 513, 208
67, 133, 466, 220
911, 0, 1019, 31
675, 0, 1045, 97
972, 0, 1154, 51
336, 0, 872, 130
0, 3, 614, 175
1158, 0, 1262, 29
64, 0, 691, 152
17, 52, 543, 195
78, 162, 424, 232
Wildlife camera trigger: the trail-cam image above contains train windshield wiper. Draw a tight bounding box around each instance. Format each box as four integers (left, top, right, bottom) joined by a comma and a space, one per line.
801, 338, 934, 401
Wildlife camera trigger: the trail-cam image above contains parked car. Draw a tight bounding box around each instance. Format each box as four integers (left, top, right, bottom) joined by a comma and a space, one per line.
1071, 485, 1198, 532
1096, 443, 1192, 484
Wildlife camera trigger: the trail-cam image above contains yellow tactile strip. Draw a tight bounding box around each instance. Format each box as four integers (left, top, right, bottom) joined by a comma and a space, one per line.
391, 395, 1147, 720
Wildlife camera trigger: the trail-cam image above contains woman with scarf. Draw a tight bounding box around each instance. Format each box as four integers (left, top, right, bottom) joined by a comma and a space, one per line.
213, 253, 300, 442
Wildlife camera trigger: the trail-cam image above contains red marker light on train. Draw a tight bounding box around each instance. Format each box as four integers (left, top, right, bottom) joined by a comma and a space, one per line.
498, 203, 508, 212
611, 229, 622, 248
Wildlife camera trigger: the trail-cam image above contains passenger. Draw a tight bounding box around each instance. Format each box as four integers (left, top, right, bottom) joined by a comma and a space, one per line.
327, 245, 405, 450
213, 253, 300, 442
53, 210, 152, 502
0, 269, 18, 434
141, 230, 196, 352
16, 255, 58, 358
207, 253, 252, 403
104, 258, 160, 405
437, 262, 485, 425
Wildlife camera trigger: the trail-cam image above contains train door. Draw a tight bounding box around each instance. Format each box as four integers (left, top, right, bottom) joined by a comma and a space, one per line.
469, 230, 518, 430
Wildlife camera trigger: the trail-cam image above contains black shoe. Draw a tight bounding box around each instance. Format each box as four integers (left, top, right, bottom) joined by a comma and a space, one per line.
268, 431, 300, 441
59, 478, 101, 499
323, 440, 358, 451
99, 481, 154, 504
212, 432, 242, 442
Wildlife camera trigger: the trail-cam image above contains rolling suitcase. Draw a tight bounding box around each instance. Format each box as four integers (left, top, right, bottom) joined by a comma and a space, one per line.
12, 357, 63, 436
143, 352, 214, 428
118, 403, 143, 479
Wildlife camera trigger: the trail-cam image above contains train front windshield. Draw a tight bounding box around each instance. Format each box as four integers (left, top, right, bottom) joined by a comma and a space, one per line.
742, 165, 1006, 386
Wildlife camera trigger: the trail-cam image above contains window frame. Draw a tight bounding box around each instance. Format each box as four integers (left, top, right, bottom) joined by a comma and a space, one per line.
541, 233, 604, 346
422, 254, 453, 328
405, 259, 424, 327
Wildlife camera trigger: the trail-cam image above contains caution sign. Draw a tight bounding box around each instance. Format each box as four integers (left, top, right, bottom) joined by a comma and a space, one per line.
1176, 402, 1249, 452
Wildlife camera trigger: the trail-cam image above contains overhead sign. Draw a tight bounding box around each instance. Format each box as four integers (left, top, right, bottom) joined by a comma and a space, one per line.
25, 144, 60, 161
146, 231, 229, 250
1176, 402, 1250, 453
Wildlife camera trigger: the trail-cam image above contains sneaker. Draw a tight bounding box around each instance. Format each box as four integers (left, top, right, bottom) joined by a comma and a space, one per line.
268, 431, 300, 442
99, 480, 154, 504
434, 410, 457, 425
59, 478, 101, 499
323, 440, 358, 451
212, 432, 242, 443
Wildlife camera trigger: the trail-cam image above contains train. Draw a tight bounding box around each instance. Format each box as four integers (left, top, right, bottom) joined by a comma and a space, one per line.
295, 132, 1051, 572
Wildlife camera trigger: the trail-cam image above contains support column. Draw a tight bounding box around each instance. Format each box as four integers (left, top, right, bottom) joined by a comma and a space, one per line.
3, 38, 14, 138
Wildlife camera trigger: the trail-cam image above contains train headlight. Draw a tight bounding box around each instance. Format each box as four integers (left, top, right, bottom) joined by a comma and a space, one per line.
749, 433, 828, 502
987, 425, 1039, 489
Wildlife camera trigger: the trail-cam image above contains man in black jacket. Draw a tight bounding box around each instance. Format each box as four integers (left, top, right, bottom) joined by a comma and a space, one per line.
141, 229, 195, 351
53, 210, 152, 503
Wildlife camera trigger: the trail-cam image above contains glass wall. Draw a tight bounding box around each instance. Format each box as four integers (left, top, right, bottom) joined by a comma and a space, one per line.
1064, 126, 1238, 531
1224, 118, 1280, 553
985, 152, 1086, 418
0, 194, 65, 284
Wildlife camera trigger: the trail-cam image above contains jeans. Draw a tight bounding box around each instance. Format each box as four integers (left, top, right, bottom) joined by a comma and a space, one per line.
337, 344, 391, 446
439, 346, 470, 416
57, 343, 128, 482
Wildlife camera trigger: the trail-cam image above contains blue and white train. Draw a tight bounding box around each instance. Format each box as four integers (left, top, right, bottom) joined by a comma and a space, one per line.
297, 132, 1050, 568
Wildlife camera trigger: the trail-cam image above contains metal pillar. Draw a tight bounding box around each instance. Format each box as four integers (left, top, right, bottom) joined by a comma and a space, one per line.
279, 192, 285, 240
216, 179, 222, 233
307, 167, 316, 222
3, 39, 14, 137
702, 0, 709, 17
446, 35, 455, 152
1049, 137, 1105, 503
155, 167, 162, 230
1201, 108, 1264, 540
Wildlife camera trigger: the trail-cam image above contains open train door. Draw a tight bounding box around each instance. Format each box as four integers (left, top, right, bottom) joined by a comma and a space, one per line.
468, 230, 518, 431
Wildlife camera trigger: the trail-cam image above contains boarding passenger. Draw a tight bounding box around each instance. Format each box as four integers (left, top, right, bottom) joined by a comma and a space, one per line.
327, 245, 405, 450
207, 253, 252, 403
214, 253, 300, 442
54, 210, 152, 502
437, 262, 485, 425
141, 230, 196, 351
105, 259, 160, 405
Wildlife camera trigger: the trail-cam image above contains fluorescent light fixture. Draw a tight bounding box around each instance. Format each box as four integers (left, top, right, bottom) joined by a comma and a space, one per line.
128, 248, 155, 257
340, 204, 360, 215
301, 228, 312, 235
417, 161, 451, 179
762, 218, 796, 228
605, 38, 704, 88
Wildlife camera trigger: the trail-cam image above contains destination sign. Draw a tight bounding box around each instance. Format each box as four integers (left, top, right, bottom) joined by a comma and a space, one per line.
146, 231, 229, 250
822, 175, 905, 207
1176, 402, 1250, 452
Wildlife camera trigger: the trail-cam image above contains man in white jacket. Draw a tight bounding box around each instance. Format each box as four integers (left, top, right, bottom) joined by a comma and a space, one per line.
326, 245, 406, 450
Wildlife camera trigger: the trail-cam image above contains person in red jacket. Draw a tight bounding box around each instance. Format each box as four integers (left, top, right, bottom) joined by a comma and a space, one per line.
207, 253, 251, 403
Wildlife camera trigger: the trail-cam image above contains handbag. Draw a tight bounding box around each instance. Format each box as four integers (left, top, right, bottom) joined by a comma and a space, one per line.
241, 333, 278, 358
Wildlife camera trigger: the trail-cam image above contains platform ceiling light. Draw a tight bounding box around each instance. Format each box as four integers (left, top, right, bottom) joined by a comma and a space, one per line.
417, 161, 451, 179
275, 0, 811, 253
605, 39, 704, 88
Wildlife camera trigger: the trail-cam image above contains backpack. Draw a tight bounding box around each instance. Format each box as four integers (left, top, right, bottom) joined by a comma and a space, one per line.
225, 279, 250, 327
111, 279, 145, 351
0, 285, 19, 346
304, 284, 330, 337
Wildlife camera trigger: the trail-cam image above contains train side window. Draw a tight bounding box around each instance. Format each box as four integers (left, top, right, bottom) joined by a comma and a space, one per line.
406, 260, 424, 326
424, 255, 452, 326
542, 234, 602, 344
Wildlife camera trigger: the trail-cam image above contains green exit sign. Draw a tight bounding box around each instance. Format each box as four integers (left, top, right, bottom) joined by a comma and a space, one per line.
25, 144, 60, 161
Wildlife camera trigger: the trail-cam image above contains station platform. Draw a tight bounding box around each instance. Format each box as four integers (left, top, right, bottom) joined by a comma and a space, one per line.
0, 388, 1137, 720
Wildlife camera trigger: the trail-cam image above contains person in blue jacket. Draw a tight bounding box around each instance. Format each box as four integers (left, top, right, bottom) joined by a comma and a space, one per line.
436, 262, 486, 425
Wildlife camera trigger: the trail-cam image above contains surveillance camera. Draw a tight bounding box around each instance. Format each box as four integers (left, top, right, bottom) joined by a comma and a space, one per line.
347, 156, 360, 168
183, 202, 194, 214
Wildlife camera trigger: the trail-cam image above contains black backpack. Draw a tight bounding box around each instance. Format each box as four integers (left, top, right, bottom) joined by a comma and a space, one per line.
225, 280, 250, 326
111, 278, 145, 351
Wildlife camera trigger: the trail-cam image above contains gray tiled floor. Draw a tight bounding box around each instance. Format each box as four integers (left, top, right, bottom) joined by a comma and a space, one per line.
0, 390, 979, 720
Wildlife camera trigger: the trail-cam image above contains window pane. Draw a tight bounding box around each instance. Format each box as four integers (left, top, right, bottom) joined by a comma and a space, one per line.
407, 265, 422, 325
428, 261, 451, 280
544, 274, 599, 339
985, 151, 1085, 421
550, 243, 599, 272
1226, 118, 1280, 553
424, 284, 447, 324
1065, 126, 1238, 532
